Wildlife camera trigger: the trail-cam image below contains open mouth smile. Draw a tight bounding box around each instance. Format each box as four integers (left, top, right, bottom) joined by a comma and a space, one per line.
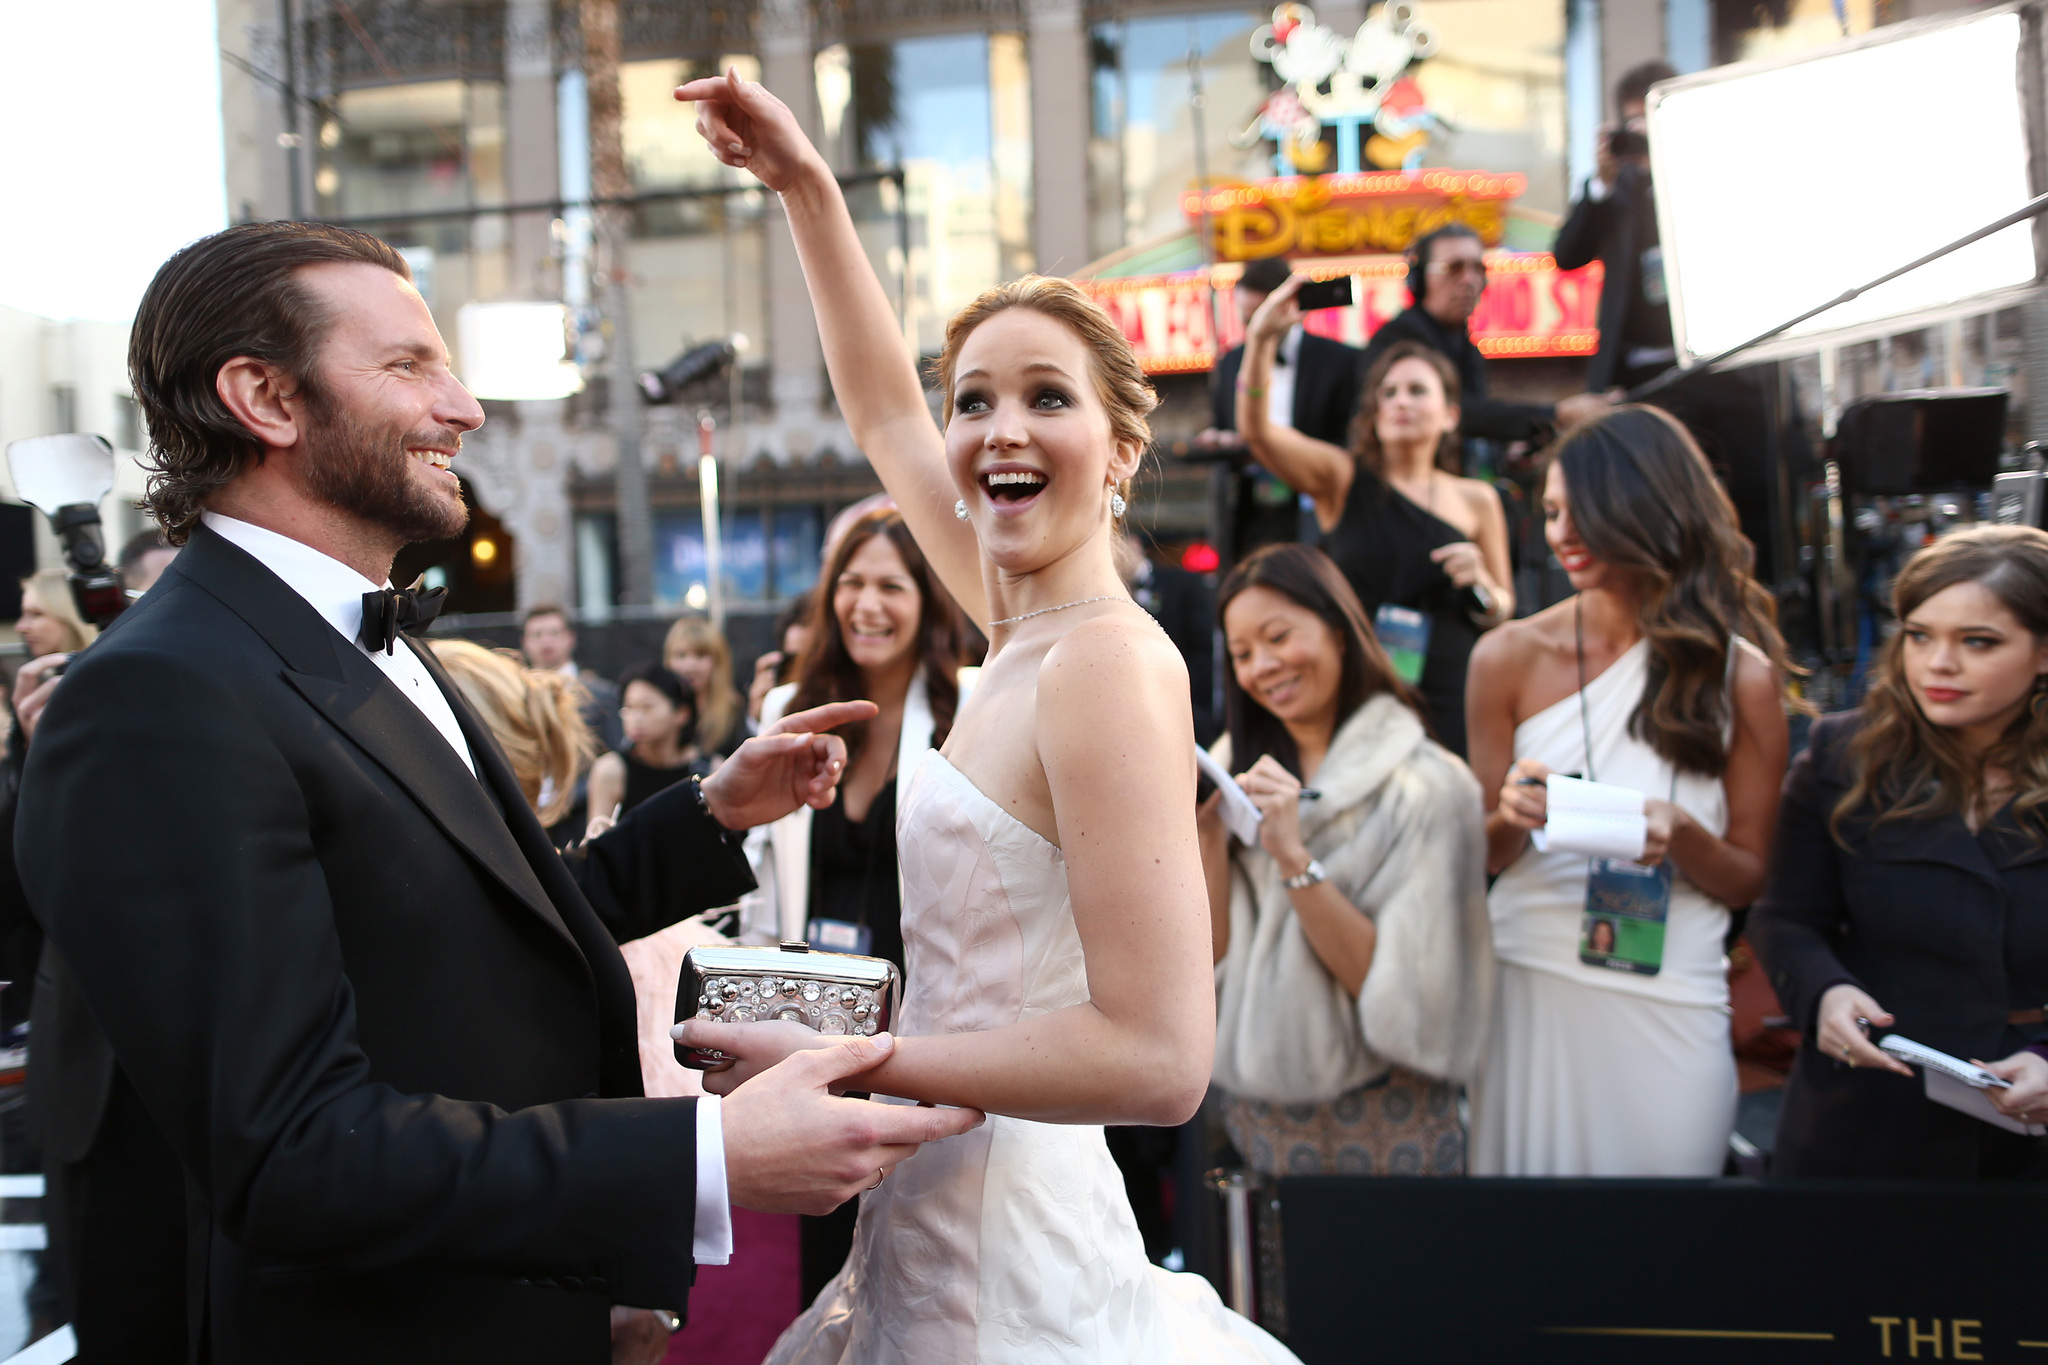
981, 466, 1047, 509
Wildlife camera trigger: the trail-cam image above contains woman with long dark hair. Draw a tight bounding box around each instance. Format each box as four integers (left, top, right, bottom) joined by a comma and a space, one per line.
1200, 545, 1492, 1180
1750, 526, 2048, 1178
1237, 293, 1513, 757
1467, 406, 1793, 1175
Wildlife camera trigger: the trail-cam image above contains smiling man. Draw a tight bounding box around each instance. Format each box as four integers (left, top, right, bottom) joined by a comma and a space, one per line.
17, 222, 979, 1364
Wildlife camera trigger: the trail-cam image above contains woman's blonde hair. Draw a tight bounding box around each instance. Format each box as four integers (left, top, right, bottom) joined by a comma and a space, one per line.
663, 615, 740, 753
933, 274, 1158, 513
21, 570, 97, 653
1834, 524, 2048, 843
428, 639, 594, 825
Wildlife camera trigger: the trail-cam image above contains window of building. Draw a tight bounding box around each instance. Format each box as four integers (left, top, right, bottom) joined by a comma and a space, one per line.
1089, 10, 1271, 261
652, 504, 825, 610
821, 32, 1033, 355
1412, 1, 1568, 220
315, 80, 512, 334
114, 394, 141, 452
627, 57, 770, 399
50, 385, 76, 435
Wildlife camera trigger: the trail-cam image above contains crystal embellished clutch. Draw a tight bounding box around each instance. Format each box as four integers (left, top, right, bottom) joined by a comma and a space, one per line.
674, 940, 902, 1071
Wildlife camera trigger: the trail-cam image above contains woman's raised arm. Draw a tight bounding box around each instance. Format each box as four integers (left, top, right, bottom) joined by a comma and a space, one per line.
679, 71, 987, 622
1237, 277, 1356, 528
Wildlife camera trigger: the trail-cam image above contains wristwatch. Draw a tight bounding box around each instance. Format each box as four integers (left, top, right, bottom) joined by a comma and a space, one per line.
1283, 859, 1327, 890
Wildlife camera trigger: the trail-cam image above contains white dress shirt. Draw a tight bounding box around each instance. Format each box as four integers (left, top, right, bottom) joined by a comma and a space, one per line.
1265, 324, 1302, 431
200, 512, 732, 1266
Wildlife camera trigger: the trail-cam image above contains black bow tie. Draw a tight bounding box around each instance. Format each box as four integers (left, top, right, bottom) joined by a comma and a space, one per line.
359, 580, 447, 655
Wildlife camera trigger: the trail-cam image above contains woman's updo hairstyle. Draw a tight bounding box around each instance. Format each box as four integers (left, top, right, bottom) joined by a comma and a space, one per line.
933, 275, 1157, 516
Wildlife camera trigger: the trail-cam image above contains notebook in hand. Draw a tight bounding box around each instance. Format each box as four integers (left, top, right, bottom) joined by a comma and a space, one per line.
1879, 1034, 2045, 1136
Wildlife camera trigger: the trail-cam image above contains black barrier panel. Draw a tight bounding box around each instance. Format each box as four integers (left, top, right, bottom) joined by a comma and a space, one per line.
1279, 1177, 2048, 1363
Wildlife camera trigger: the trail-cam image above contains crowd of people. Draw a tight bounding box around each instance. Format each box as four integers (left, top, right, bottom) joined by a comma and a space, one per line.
0, 60, 2044, 1365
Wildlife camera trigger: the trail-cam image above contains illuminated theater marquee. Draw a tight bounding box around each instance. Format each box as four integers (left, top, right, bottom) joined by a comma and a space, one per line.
1077, 170, 1602, 372
1183, 170, 1526, 260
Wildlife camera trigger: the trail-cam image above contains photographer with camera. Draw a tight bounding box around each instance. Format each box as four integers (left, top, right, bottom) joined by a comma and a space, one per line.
1554, 62, 1680, 393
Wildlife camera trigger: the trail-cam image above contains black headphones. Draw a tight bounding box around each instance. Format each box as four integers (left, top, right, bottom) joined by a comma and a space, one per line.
1406, 224, 1484, 305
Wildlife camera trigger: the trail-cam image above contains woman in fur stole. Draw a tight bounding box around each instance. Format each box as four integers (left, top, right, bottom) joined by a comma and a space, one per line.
1199, 544, 1494, 1176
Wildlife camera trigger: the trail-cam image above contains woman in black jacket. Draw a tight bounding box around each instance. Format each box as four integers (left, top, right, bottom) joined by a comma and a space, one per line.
1750, 525, 2048, 1179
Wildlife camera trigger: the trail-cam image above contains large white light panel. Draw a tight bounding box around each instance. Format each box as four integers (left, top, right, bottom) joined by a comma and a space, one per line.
1650, 10, 2036, 362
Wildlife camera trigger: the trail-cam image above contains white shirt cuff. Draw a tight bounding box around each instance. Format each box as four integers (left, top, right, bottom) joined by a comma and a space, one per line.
692, 1095, 732, 1266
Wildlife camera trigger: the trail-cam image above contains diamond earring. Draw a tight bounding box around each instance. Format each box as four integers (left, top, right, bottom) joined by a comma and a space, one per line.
1109, 489, 1127, 519
955, 498, 970, 521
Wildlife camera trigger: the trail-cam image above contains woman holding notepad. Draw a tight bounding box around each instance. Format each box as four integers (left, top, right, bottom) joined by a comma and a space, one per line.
1465, 407, 1794, 1176
1749, 527, 2048, 1179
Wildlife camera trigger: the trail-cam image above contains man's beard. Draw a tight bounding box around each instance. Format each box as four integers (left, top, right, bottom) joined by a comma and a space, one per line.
297, 401, 470, 546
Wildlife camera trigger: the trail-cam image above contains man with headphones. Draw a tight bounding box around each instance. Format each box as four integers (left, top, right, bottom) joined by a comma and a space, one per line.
1360, 224, 1614, 441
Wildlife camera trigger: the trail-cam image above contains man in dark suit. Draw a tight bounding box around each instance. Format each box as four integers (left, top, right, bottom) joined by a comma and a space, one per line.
1195, 257, 1362, 560
1359, 224, 1615, 442
16, 221, 977, 1364
1553, 62, 1680, 394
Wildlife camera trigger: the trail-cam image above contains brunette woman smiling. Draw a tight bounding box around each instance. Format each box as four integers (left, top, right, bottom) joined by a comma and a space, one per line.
1466, 407, 1793, 1176
1201, 545, 1492, 1179
1237, 288, 1512, 758
1750, 526, 2048, 1179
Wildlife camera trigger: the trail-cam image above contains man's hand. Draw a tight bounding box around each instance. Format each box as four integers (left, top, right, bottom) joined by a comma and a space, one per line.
12, 653, 67, 744
720, 1034, 984, 1216
1554, 391, 1616, 430
608, 1307, 675, 1365
700, 699, 877, 830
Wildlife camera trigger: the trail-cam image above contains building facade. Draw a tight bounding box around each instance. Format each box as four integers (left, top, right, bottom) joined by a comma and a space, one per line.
215, 0, 1969, 620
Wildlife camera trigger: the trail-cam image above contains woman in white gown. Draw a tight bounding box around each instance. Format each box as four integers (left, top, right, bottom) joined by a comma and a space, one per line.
670, 72, 1300, 1364
1463, 407, 1792, 1175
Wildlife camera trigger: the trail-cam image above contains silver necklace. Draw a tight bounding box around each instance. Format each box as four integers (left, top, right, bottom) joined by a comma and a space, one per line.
987, 594, 1124, 629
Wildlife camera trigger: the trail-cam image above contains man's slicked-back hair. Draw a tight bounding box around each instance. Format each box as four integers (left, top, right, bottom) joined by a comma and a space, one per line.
129, 221, 412, 544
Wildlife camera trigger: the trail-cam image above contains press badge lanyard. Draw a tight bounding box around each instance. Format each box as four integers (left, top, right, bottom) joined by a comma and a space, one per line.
806, 753, 897, 957
1574, 599, 1675, 977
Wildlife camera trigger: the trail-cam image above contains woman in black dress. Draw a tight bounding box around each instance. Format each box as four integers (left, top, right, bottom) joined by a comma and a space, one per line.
585, 662, 711, 822
1238, 279, 1513, 756
1749, 526, 2048, 1178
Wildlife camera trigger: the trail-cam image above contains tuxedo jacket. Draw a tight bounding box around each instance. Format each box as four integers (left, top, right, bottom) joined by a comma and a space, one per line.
1210, 332, 1362, 449
17, 525, 755, 1364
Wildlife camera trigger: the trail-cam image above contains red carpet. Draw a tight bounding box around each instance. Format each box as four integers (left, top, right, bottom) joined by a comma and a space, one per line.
665, 1208, 802, 1365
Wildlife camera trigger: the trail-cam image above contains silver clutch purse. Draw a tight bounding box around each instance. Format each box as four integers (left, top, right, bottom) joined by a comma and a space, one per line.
674, 940, 902, 1071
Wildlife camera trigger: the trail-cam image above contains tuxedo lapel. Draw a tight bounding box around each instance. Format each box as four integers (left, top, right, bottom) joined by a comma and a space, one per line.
284, 656, 577, 952
174, 526, 578, 952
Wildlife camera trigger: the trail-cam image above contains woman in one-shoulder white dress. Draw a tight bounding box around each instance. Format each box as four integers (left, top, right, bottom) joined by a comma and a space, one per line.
1465, 407, 1793, 1178
672, 72, 1299, 1363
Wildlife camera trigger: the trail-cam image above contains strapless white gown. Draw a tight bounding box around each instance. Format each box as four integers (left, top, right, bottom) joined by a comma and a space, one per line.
765, 753, 1300, 1364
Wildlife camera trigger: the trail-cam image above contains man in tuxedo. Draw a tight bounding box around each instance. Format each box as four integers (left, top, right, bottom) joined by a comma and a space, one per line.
1198, 257, 1362, 559
17, 221, 978, 1364
1359, 224, 1614, 442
